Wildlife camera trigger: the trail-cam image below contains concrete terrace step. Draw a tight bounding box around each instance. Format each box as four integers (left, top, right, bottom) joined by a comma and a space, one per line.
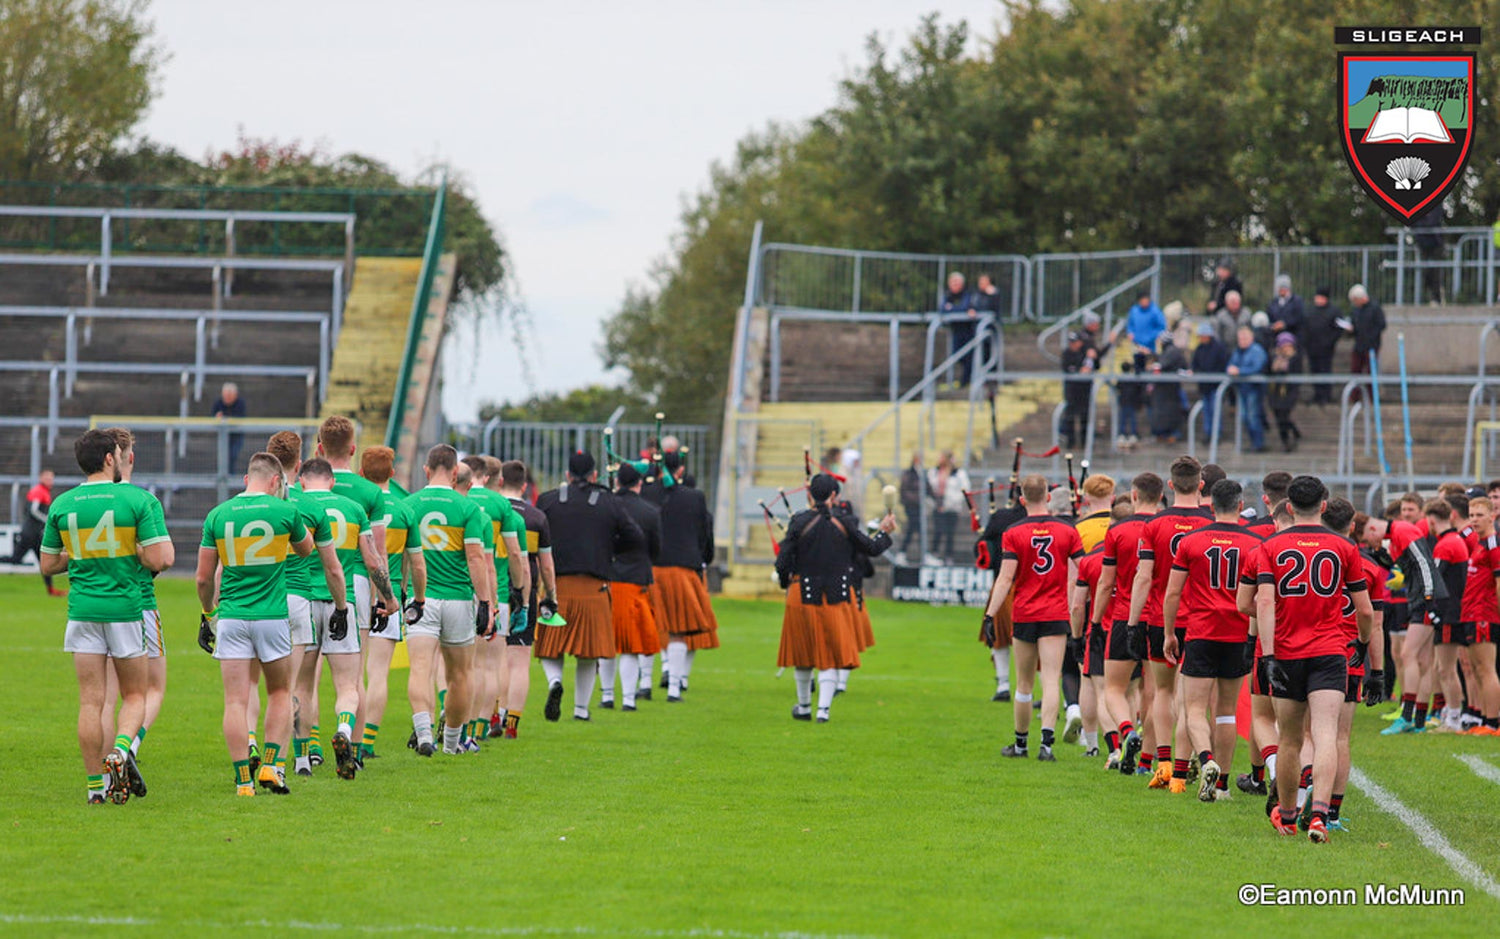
319, 257, 422, 450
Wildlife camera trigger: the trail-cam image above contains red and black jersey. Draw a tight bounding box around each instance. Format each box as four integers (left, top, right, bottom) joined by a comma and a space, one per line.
1461, 533, 1500, 624
1253, 524, 1368, 660
1429, 529, 1473, 625
1002, 515, 1084, 624
1338, 546, 1389, 675
1388, 518, 1427, 561
1244, 515, 1276, 538
1136, 506, 1213, 625
1075, 547, 1104, 623
1170, 522, 1262, 643
1100, 514, 1152, 625
1240, 546, 1266, 657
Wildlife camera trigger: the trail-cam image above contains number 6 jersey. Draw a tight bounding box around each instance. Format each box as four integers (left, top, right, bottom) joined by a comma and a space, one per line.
201, 492, 310, 620
1001, 515, 1084, 625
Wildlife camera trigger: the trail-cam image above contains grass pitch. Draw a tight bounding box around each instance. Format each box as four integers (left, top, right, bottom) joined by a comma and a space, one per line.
1, 574, 1497, 938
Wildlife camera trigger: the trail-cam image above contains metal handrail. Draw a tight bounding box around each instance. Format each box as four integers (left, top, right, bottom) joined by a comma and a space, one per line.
385, 178, 447, 455
1035, 260, 1161, 363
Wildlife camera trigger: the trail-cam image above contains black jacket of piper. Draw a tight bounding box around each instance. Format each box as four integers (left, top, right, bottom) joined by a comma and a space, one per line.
775, 505, 892, 605
656, 482, 715, 569
537, 480, 645, 581
978, 504, 1027, 570
610, 490, 661, 586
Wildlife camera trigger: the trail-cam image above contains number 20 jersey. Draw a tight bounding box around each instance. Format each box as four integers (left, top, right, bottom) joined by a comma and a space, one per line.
1252, 524, 1367, 661
1001, 515, 1084, 625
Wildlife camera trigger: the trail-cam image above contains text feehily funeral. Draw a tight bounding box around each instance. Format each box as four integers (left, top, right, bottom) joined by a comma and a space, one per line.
1335, 27, 1480, 45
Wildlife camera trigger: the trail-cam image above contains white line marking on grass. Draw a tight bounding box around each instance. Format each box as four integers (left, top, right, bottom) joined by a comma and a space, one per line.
1349, 765, 1500, 902
1455, 753, 1500, 786
0, 913, 884, 939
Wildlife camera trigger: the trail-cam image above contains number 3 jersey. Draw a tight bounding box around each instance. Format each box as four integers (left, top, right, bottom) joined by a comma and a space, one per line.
1169, 523, 1264, 642
1251, 524, 1367, 660
42, 479, 172, 623
201, 492, 310, 620
1001, 515, 1084, 625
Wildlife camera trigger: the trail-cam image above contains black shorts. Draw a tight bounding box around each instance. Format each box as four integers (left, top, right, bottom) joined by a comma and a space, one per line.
1147, 624, 1187, 665
1250, 655, 1269, 696
1106, 619, 1137, 662
1345, 670, 1364, 703
1436, 622, 1473, 646
1384, 601, 1409, 635
1272, 654, 1348, 702
1180, 638, 1252, 680
1082, 623, 1106, 677
1014, 620, 1069, 643
1467, 622, 1497, 645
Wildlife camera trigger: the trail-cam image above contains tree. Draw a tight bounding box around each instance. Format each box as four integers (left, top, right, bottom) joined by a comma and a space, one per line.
478, 384, 651, 424
0, 0, 162, 181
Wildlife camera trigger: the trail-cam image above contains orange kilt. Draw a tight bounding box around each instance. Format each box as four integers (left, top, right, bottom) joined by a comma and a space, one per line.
653, 566, 720, 651
777, 583, 861, 671
534, 575, 615, 659
609, 582, 662, 656
853, 595, 875, 651
978, 591, 1014, 649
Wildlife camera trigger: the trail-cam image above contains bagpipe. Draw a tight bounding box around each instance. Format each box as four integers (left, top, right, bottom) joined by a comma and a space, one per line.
971, 437, 1059, 569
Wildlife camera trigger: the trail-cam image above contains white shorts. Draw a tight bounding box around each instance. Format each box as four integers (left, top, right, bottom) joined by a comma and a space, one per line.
311, 600, 361, 656
354, 574, 371, 632
288, 594, 314, 646
408, 597, 476, 647
64, 620, 145, 659
213, 619, 292, 663
142, 610, 164, 658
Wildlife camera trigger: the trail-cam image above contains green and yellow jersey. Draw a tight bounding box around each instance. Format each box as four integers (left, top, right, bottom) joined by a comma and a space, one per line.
201, 492, 310, 621
124, 484, 167, 613
284, 486, 334, 599
376, 486, 412, 597
42, 480, 171, 623
296, 489, 370, 602
387, 479, 410, 501
469, 487, 526, 595
403, 485, 485, 601
333, 468, 385, 548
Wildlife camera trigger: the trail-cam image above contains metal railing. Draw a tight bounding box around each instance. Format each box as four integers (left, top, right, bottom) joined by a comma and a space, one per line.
1385, 225, 1500, 306
1036, 261, 1161, 362
386, 179, 447, 456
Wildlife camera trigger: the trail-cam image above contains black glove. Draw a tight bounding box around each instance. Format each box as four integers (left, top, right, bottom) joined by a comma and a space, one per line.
329, 606, 350, 642
1126, 622, 1148, 661
1364, 669, 1385, 707
404, 599, 425, 625
198, 613, 216, 655
1066, 633, 1086, 664
371, 603, 390, 635
981, 614, 997, 646
476, 600, 492, 637
538, 597, 558, 621
508, 585, 525, 611
1347, 639, 1369, 671
1265, 657, 1290, 698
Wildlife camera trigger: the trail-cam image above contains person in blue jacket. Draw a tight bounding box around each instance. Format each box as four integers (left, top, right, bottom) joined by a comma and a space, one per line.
1226, 325, 1268, 452
1125, 292, 1166, 375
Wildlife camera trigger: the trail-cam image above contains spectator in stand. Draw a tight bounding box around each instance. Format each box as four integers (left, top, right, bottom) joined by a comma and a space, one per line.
1250, 310, 1276, 351
1267, 332, 1305, 452
926, 450, 971, 564
1205, 258, 1244, 315
2, 468, 64, 597
896, 452, 930, 566
1227, 325, 1269, 452
1212, 290, 1250, 348
212, 381, 247, 475
1060, 330, 1098, 448
942, 272, 980, 388
974, 272, 1004, 378
1080, 310, 1106, 351
1190, 321, 1230, 439
1163, 300, 1193, 351
1346, 283, 1387, 378
1303, 286, 1344, 405
1125, 291, 1166, 375
1149, 335, 1188, 443
1411, 208, 1447, 303
1266, 274, 1305, 337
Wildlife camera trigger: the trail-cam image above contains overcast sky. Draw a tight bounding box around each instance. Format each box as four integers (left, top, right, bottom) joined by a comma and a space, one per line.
139, 0, 1003, 422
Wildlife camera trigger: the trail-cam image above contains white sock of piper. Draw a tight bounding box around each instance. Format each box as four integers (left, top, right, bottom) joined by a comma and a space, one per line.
794, 668, 813, 707
667, 641, 688, 696
993, 647, 1010, 688
575, 658, 598, 711
817, 669, 838, 710
684, 648, 696, 681
620, 655, 640, 706
599, 656, 617, 702
637, 655, 654, 691
541, 656, 564, 689
413, 711, 433, 746
836, 668, 850, 691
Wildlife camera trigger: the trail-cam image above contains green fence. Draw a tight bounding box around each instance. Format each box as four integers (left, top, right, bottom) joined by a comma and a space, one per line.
0, 180, 434, 257
385, 180, 448, 454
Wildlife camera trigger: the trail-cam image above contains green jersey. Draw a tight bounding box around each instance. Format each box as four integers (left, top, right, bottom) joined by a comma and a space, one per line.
388, 479, 410, 501
332, 468, 385, 561
469, 487, 526, 594
403, 484, 485, 601
284, 487, 334, 599
377, 488, 413, 597
297, 489, 370, 602
201, 492, 310, 620
42, 480, 171, 623
124, 484, 166, 612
